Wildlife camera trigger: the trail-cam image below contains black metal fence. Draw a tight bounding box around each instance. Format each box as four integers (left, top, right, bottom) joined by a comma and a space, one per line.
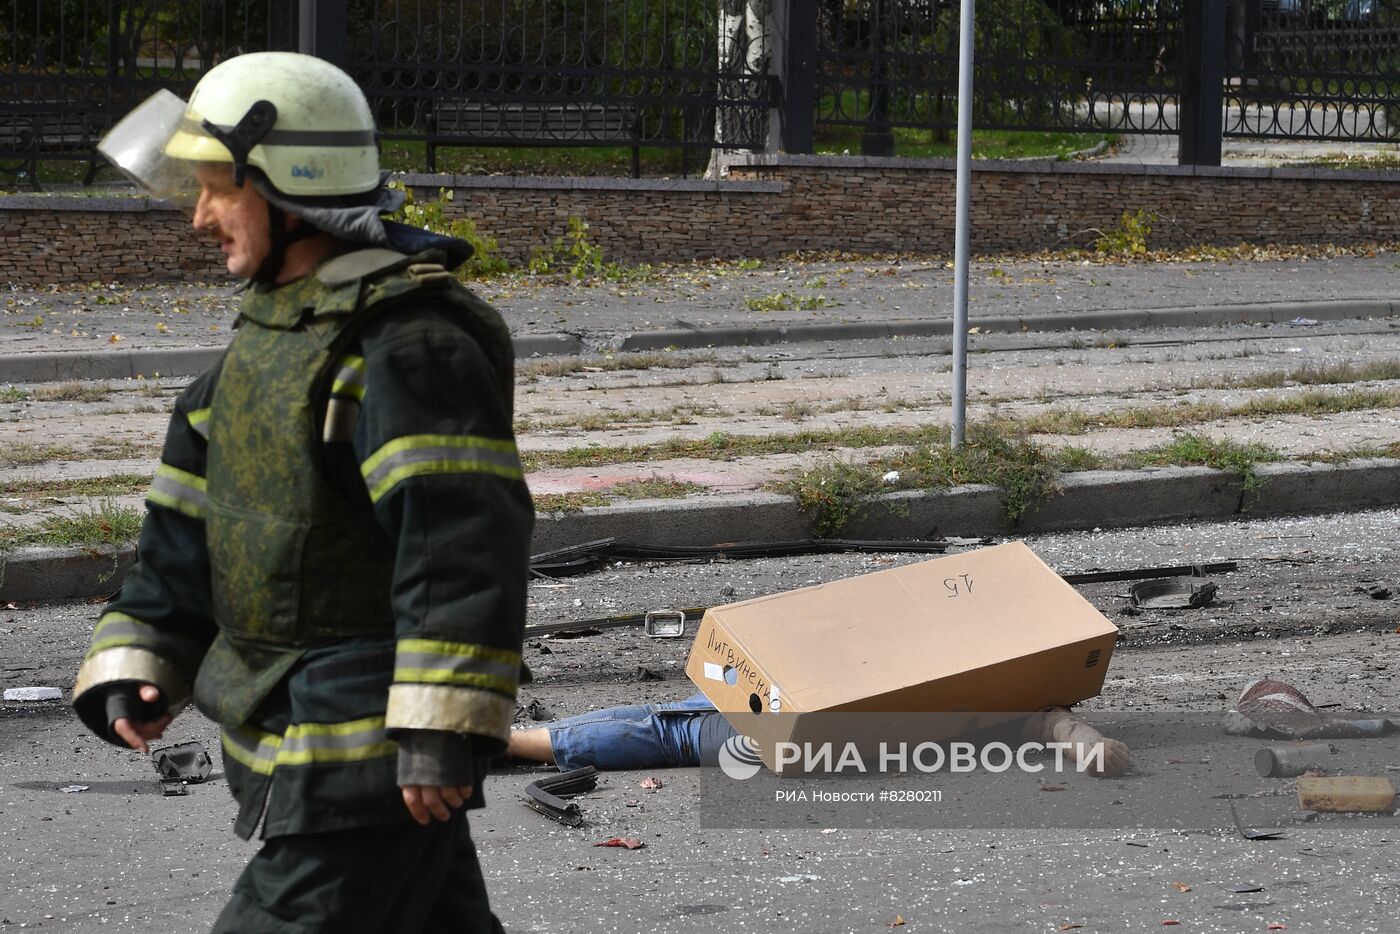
814, 0, 1187, 155
1, 1, 297, 182
3, 0, 1398, 188
1225, 0, 1400, 140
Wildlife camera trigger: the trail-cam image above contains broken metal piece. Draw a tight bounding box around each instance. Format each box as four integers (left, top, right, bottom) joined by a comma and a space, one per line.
151, 741, 213, 784
1226, 678, 1399, 739
1062, 561, 1236, 585
524, 766, 599, 827
1229, 802, 1285, 840
1254, 743, 1336, 778
1129, 577, 1218, 609
643, 609, 686, 638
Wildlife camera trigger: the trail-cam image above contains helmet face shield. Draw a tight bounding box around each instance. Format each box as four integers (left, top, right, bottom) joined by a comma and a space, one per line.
97, 89, 223, 209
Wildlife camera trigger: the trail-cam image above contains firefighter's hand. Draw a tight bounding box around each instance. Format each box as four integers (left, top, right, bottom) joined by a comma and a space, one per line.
401, 784, 474, 825
112, 683, 174, 754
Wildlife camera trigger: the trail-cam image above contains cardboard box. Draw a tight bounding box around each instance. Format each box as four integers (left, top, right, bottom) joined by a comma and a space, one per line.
685, 541, 1119, 771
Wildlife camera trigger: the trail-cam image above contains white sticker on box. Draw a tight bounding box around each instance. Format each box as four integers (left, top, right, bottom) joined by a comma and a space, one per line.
769, 683, 782, 712
703, 662, 725, 682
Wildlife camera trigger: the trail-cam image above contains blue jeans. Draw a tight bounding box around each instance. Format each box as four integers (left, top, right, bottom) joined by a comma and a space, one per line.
547, 693, 735, 771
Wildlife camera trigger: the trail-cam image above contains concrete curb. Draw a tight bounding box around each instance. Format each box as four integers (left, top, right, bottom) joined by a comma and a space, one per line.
0, 334, 584, 384
8, 459, 1396, 604
619, 298, 1399, 351
1, 544, 134, 604
3, 298, 1395, 383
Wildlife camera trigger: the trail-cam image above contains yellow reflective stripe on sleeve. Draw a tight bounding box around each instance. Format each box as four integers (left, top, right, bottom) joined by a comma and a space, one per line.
330, 355, 367, 402
360, 434, 523, 503
222, 725, 283, 776
86, 611, 151, 657
147, 463, 209, 520
223, 718, 396, 773
394, 638, 521, 694
276, 716, 396, 767
397, 638, 522, 668
186, 407, 211, 440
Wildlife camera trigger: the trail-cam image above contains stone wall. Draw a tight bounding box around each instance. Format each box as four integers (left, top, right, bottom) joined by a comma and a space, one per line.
3, 155, 1397, 286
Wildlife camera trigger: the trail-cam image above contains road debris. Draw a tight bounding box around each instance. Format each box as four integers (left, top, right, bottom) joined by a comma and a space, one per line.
1229, 802, 1284, 840
3, 687, 63, 701
1128, 577, 1217, 609
151, 742, 213, 785
523, 766, 598, 827
1296, 775, 1396, 813
1223, 678, 1397, 739
639, 777, 663, 790
593, 837, 645, 849
58, 784, 88, 793
642, 609, 686, 638
1254, 743, 1336, 778
514, 698, 553, 722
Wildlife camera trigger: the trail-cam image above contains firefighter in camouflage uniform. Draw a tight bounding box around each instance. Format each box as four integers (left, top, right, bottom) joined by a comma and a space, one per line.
70, 52, 532, 933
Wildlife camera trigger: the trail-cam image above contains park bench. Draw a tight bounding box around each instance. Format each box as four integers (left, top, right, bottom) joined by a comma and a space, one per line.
425, 100, 642, 177
0, 108, 109, 191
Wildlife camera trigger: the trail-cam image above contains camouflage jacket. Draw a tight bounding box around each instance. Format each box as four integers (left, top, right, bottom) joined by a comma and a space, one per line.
72, 244, 534, 838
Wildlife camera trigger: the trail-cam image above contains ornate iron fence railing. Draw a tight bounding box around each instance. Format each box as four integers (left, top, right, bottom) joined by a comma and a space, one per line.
3, 1, 1398, 188
1224, 0, 1400, 141
1, 1, 296, 185
348, 0, 775, 172
813, 0, 1186, 154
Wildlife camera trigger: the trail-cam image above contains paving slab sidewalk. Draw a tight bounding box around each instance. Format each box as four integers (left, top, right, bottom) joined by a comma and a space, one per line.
2, 250, 1397, 375
3, 251, 1400, 601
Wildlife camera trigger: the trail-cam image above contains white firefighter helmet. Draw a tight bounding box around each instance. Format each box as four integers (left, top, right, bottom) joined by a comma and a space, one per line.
99, 51, 382, 202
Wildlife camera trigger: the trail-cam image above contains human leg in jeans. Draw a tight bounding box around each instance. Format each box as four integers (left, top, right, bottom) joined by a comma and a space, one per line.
507, 693, 734, 771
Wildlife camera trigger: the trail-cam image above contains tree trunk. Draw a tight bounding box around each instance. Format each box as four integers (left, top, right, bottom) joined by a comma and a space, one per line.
706, 0, 771, 179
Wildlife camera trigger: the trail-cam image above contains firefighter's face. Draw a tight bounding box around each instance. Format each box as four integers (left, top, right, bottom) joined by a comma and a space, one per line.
191, 163, 272, 280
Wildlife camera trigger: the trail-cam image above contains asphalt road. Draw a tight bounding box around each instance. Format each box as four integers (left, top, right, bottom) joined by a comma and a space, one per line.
3, 509, 1398, 933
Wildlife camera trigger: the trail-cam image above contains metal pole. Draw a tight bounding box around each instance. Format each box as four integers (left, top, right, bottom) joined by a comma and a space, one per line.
950, 0, 975, 448
778, 0, 816, 154
1179, 0, 1225, 166
298, 0, 349, 69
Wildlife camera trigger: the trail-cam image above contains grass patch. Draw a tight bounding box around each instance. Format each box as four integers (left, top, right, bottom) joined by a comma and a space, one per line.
0, 386, 30, 402
1214, 359, 1400, 391
991, 387, 1400, 437
0, 443, 79, 468
1283, 152, 1400, 171
521, 424, 946, 471
1117, 432, 1282, 497
522, 386, 1400, 473
781, 423, 1061, 535
0, 500, 144, 551
0, 438, 156, 469
1307, 441, 1400, 463
32, 381, 112, 403
533, 478, 702, 514
0, 474, 149, 501
814, 126, 1108, 161
744, 290, 834, 312
519, 403, 721, 433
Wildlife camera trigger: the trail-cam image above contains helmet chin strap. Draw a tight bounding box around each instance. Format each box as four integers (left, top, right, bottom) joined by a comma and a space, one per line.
252, 201, 318, 286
